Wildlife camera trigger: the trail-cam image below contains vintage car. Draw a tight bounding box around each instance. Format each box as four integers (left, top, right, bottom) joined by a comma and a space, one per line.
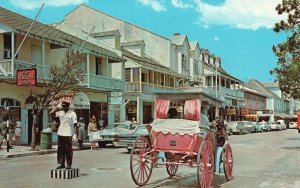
251, 122, 263, 133
227, 121, 247, 135
113, 124, 149, 153
259, 121, 271, 132
97, 122, 138, 147
276, 120, 287, 130
289, 122, 297, 129
241, 121, 255, 133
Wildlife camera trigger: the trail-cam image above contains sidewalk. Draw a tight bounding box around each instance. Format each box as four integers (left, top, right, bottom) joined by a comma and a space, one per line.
0, 142, 92, 159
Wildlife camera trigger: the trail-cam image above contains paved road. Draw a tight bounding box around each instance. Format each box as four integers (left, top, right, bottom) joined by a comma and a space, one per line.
0, 129, 300, 188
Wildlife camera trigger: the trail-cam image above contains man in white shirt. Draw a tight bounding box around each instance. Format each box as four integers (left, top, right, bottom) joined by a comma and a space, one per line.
50, 101, 77, 169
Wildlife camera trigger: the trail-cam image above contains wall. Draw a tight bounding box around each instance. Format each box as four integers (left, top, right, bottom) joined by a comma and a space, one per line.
61, 5, 172, 68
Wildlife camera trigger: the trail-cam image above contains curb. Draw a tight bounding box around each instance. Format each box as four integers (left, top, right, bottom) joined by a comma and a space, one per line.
0, 146, 91, 159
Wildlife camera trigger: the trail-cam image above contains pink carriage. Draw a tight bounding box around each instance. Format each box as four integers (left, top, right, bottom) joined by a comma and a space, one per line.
129, 98, 233, 187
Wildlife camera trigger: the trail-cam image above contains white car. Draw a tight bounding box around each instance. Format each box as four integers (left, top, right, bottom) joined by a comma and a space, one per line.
276, 120, 287, 130
289, 122, 297, 129
227, 121, 247, 135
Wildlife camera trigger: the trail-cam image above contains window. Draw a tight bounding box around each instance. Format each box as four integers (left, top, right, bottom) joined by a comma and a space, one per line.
193, 60, 199, 74
125, 68, 131, 81
132, 68, 139, 82
3, 34, 18, 59
181, 54, 186, 70
31, 45, 42, 65
95, 57, 102, 76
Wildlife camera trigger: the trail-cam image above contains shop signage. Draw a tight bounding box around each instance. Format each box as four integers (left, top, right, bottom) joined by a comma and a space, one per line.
226, 109, 236, 115
108, 92, 123, 105
72, 92, 90, 109
17, 68, 37, 86
240, 108, 249, 116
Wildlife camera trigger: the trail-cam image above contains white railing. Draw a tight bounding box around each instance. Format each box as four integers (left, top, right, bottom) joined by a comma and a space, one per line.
86, 74, 125, 91
0, 60, 13, 76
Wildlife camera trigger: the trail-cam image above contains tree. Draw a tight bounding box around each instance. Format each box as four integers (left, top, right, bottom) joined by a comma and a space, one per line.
25, 50, 83, 150
272, 0, 300, 99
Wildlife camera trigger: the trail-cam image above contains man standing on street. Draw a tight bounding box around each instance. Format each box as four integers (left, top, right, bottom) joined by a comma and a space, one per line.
50, 101, 77, 169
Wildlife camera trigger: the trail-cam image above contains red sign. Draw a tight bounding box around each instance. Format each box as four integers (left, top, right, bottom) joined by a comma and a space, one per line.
241, 108, 249, 116
17, 68, 37, 86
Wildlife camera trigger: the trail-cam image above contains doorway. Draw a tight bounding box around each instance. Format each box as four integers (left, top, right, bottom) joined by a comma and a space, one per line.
28, 110, 43, 144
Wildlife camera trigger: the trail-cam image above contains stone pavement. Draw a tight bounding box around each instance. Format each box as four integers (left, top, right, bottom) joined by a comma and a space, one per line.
0, 142, 92, 159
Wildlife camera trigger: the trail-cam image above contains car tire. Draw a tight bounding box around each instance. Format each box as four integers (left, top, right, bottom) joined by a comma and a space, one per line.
98, 142, 107, 148
127, 148, 131, 153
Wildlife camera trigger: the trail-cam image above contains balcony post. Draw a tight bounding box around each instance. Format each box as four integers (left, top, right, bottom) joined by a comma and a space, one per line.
42, 40, 45, 79
139, 67, 142, 93
87, 52, 90, 86
11, 31, 15, 77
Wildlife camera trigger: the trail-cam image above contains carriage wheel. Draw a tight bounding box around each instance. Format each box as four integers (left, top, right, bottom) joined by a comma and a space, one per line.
222, 143, 233, 181
166, 161, 179, 176
197, 140, 214, 188
130, 136, 153, 186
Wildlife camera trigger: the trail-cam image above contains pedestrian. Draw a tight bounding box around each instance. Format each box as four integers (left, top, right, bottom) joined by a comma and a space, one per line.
49, 101, 78, 170
14, 119, 22, 146
0, 118, 7, 150
88, 116, 98, 150
131, 117, 136, 122
77, 117, 86, 150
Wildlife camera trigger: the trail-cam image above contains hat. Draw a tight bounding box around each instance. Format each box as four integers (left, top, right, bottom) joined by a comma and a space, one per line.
79, 117, 84, 121
90, 116, 96, 121
62, 101, 71, 107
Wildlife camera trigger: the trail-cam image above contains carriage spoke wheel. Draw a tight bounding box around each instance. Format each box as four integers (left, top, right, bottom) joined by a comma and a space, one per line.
130, 136, 153, 186
223, 143, 233, 181
197, 140, 214, 188
166, 160, 179, 176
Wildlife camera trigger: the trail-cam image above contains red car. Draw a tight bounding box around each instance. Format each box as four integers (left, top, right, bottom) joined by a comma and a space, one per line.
297, 114, 300, 133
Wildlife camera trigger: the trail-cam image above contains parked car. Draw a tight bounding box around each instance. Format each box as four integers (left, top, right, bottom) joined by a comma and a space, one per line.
251, 122, 263, 133
276, 120, 287, 130
289, 122, 297, 129
269, 122, 281, 131
113, 124, 149, 153
241, 121, 255, 133
227, 121, 247, 135
259, 121, 271, 132
97, 122, 138, 147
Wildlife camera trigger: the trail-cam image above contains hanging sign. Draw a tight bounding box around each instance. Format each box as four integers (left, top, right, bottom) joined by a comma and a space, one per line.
108, 92, 123, 105
17, 68, 37, 86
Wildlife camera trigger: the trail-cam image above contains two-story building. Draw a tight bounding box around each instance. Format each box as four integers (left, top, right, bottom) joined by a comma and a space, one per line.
245, 79, 291, 123
0, 7, 125, 144
240, 86, 268, 121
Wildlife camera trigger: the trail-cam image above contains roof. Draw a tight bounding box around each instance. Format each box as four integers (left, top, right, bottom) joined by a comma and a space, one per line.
189, 42, 199, 51
122, 50, 183, 77
171, 34, 188, 46
0, 7, 124, 62
245, 79, 279, 98
261, 81, 279, 88
241, 85, 268, 97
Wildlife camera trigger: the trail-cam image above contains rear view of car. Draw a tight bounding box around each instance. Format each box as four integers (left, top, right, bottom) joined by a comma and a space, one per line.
289, 122, 297, 129
227, 121, 247, 135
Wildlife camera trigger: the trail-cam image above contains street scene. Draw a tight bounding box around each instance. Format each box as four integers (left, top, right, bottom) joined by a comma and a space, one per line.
1, 0, 300, 187
1, 129, 300, 188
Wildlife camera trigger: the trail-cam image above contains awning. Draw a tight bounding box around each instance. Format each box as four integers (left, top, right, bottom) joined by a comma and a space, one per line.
49, 92, 90, 109
245, 114, 257, 119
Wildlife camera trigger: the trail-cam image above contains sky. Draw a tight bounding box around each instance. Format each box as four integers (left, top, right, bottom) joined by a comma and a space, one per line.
0, 0, 287, 82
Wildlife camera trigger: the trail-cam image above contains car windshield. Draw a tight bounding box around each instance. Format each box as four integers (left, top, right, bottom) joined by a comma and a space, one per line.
135, 125, 147, 131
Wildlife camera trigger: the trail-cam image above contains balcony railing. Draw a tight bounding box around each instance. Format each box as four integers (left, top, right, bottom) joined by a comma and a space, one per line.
82, 74, 125, 91
0, 59, 124, 91
207, 86, 244, 100
126, 82, 181, 93
0, 59, 51, 80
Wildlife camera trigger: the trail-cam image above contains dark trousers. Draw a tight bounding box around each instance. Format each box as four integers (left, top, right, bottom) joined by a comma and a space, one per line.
57, 135, 73, 166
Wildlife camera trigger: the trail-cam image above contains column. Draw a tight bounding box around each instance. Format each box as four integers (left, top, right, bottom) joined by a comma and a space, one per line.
137, 97, 143, 123
42, 40, 45, 79
11, 31, 15, 77
86, 53, 90, 86
139, 67, 142, 93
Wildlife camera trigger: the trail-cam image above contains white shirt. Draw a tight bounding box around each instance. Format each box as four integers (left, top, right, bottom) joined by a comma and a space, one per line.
56, 110, 77, 136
